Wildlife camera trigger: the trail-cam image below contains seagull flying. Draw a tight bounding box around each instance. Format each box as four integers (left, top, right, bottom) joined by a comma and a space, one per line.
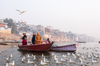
16, 9, 26, 15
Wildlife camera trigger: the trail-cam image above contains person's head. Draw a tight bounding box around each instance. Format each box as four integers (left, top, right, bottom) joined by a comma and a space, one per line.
47, 38, 49, 41
33, 32, 35, 35
23, 33, 26, 35
37, 32, 39, 36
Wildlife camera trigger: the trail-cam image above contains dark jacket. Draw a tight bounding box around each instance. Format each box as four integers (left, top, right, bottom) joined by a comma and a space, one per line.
32, 35, 35, 44
22, 35, 27, 40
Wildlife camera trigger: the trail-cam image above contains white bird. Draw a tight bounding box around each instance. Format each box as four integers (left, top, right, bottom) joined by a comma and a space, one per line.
55, 58, 62, 64
54, 56, 58, 61
69, 59, 75, 64
32, 54, 34, 57
33, 55, 36, 60
27, 59, 34, 64
87, 55, 91, 59
9, 54, 13, 58
41, 60, 47, 65
67, 52, 70, 56
9, 60, 15, 66
6, 63, 8, 66
22, 58, 25, 63
62, 55, 67, 58
52, 53, 55, 56
72, 53, 76, 57
92, 58, 97, 63
6, 58, 10, 63
54, 55, 58, 58
23, 56, 25, 60
74, 56, 77, 59
42, 54, 44, 57
80, 60, 89, 66
16, 9, 26, 15
61, 58, 66, 62
28, 54, 31, 58
92, 57, 97, 60
34, 64, 37, 66
43, 56, 49, 63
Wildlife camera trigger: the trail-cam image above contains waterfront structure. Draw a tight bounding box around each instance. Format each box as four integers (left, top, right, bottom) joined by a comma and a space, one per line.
0, 19, 12, 41
75, 34, 78, 42
37, 25, 45, 35
16, 20, 27, 30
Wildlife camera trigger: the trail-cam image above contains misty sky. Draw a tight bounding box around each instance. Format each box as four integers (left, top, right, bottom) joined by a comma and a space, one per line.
0, 0, 100, 38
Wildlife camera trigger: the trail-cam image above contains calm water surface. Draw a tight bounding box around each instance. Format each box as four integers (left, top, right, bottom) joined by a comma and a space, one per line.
0, 42, 100, 66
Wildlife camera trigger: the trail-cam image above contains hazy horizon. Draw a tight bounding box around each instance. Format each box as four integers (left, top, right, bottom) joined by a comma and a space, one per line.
0, 0, 100, 39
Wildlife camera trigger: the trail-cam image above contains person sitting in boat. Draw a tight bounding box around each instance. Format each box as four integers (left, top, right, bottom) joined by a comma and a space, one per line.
31, 32, 36, 45
22, 33, 27, 40
46, 38, 50, 43
35, 32, 42, 44
22, 37, 27, 45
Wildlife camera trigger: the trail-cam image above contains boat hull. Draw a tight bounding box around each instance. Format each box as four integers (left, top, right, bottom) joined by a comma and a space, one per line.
50, 43, 78, 51
18, 42, 53, 51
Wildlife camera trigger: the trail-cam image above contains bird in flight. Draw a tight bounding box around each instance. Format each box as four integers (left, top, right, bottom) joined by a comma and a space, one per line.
16, 9, 26, 15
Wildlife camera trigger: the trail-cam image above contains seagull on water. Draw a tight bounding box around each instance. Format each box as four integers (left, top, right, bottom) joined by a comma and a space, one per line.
33, 55, 36, 60
55, 58, 62, 64
62, 55, 67, 58
22, 58, 25, 63
6, 63, 8, 66
28, 54, 31, 58
6, 58, 10, 63
43, 56, 49, 63
41, 60, 47, 65
9, 60, 15, 66
42, 54, 44, 57
69, 59, 75, 64
61, 58, 66, 62
9, 54, 13, 58
27, 59, 34, 64
16, 9, 26, 15
23, 56, 25, 60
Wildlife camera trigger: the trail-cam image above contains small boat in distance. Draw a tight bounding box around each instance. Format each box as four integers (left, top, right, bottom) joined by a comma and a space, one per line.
18, 42, 54, 51
50, 43, 78, 51
76, 41, 86, 43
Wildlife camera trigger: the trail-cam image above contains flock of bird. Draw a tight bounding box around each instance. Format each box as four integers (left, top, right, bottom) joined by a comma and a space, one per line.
0, 43, 100, 66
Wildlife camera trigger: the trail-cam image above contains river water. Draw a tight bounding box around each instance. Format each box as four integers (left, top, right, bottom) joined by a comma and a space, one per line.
0, 42, 100, 66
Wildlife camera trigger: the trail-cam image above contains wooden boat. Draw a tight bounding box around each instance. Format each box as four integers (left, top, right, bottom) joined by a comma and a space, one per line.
76, 41, 86, 43
50, 43, 78, 51
18, 42, 54, 51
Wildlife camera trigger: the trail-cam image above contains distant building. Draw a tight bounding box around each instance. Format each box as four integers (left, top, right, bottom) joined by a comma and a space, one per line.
75, 34, 78, 41
73, 34, 78, 42
16, 20, 27, 30
0, 19, 12, 40
37, 25, 45, 35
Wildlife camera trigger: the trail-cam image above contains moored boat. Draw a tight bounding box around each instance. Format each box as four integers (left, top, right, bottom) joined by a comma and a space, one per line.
18, 42, 54, 51
50, 43, 78, 51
